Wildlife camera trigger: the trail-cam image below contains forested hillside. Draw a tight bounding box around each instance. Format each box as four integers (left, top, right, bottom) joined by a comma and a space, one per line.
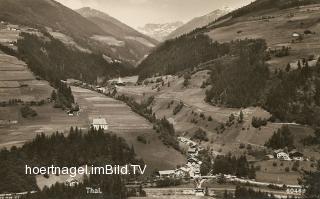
137, 34, 230, 80
17, 32, 133, 85
205, 39, 269, 108
0, 0, 104, 40
0, 127, 141, 197
265, 58, 320, 126
137, 0, 320, 126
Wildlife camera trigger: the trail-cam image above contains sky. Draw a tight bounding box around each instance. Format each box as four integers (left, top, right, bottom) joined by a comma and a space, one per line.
55, 0, 253, 28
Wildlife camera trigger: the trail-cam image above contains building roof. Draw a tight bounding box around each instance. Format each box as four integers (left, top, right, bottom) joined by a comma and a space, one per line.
92, 118, 108, 125
188, 148, 197, 153
176, 167, 190, 172
277, 152, 288, 155
158, 170, 175, 175
274, 149, 284, 154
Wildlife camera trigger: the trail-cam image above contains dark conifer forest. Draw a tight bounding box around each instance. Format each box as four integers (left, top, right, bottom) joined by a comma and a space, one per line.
0, 128, 142, 198
17, 32, 133, 85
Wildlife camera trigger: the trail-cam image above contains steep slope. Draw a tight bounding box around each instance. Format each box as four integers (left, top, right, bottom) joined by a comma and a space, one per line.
137, 0, 320, 126
0, 0, 104, 40
0, 0, 155, 65
167, 8, 230, 39
77, 7, 158, 64
138, 22, 184, 41
138, 0, 320, 77
0, 0, 136, 85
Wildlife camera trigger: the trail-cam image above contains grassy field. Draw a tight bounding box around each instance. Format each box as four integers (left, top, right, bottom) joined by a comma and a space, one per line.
0, 104, 88, 149
72, 86, 186, 173
255, 159, 316, 185
0, 49, 77, 149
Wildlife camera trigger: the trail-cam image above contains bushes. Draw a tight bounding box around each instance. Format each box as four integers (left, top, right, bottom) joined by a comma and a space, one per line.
20, 105, 37, 118
156, 178, 181, 187
192, 128, 209, 142
183, 74, 191, 87
292, 161, 300, 171
137, 135, 147, 144
302, 128, 320, 146
251, 117, 268, 128
173, 102, 184, 115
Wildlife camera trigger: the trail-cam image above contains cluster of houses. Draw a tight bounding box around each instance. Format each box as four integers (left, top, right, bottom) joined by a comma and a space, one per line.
266, 149, 304, 161
157, 137, 203, 179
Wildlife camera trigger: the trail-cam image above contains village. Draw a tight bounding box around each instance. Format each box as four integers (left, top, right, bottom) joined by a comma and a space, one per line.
55, 76, 310, 198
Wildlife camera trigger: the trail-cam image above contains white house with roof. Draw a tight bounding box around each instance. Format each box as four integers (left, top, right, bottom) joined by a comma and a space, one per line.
65, 177, 80, 187
276, 152, 291, 161
92, 118, 109, 130
175, 167, 190, 178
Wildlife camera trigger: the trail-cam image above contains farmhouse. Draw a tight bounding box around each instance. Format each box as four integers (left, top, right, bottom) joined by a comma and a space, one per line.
116, 77, 126, 86
91, 118, 109, 130
289, 150, 304, 161
65, 177, 80, 187
188, 147, 198, 155
276, 152, 291, 161
96, 86, 106, 93
175, 167, 190, 177
178, 136, 197, 147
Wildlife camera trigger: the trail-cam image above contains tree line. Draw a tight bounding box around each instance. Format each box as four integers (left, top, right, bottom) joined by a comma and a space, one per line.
265, 125, 295, 150
137, 34, 230, 81
200, 152, 256, 179
205, 39, 269, 108
116, 94, 179, 150
0, 127, 142, 198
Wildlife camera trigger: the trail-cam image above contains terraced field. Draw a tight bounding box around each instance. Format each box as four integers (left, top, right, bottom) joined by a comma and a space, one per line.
72, 86, 152, 132
0, 52, 53, 101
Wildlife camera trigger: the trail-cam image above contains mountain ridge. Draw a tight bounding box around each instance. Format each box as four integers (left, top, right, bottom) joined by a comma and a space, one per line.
167, 8, 231, 39
76, 7, 159, 65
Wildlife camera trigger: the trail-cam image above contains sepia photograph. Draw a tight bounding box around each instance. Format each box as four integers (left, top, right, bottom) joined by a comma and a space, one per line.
0, 0, 320, 198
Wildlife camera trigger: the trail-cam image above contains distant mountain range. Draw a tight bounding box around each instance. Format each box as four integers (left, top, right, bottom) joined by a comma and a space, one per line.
167, 7, 232, 39
76, 7, 158, 64
138, 22, 184, 41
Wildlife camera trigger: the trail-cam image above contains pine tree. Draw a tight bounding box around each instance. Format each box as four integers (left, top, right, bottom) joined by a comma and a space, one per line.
238, 110, 244, 123
51, 90, 57, 101
298, 60, 302, 70
286, 63, 291, 72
